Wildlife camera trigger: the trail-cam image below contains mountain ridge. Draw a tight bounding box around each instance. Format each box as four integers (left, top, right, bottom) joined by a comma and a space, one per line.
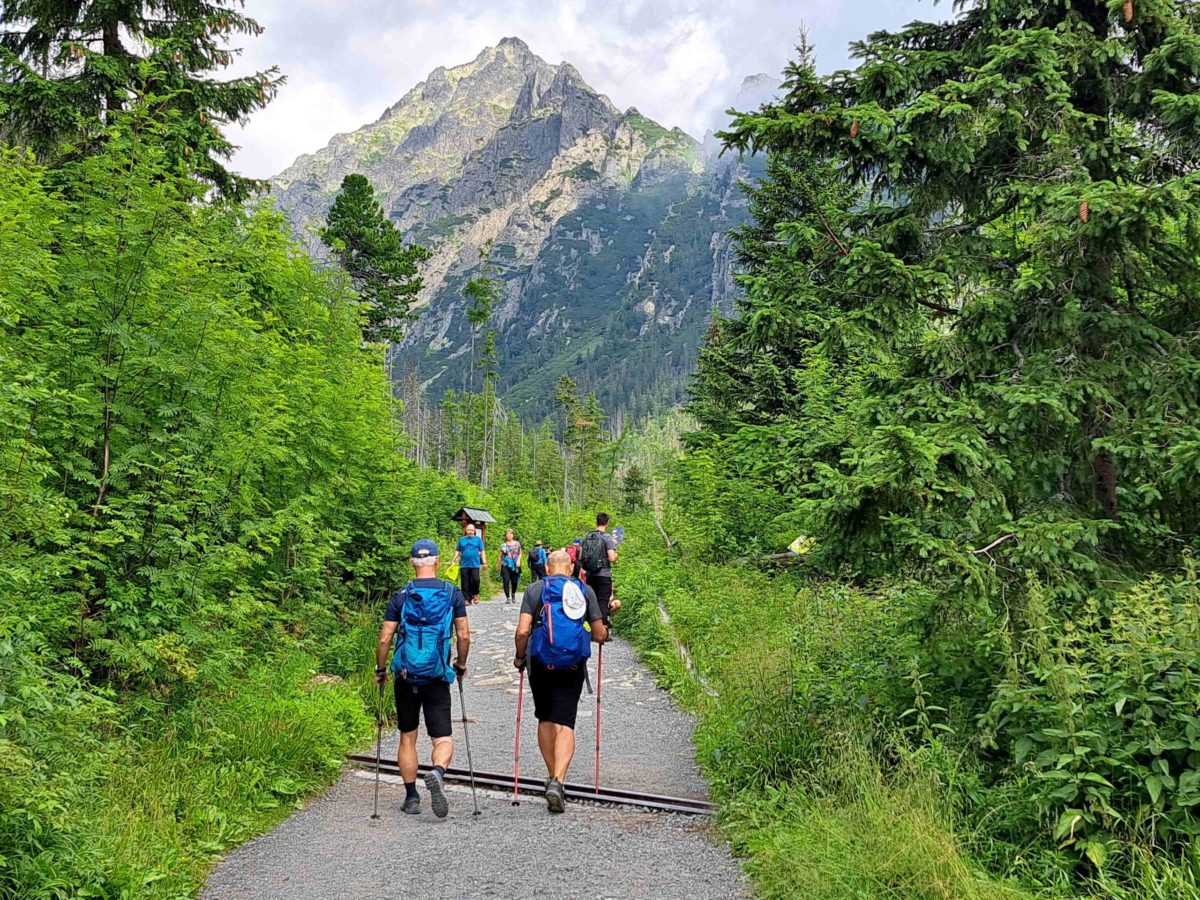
272, 38, 767, 422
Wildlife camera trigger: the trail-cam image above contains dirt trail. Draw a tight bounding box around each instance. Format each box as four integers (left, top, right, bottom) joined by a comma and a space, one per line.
202, 596, 746, 900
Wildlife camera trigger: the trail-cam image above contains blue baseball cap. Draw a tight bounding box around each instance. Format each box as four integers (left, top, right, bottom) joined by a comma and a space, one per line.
411, 539, 439, 560
573, 537, 581, 544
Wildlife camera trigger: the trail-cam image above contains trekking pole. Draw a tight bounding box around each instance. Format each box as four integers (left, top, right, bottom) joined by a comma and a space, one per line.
371, 679, 384, 820
594, 642, 604, 794
512, 669, 525, 806
457, 678, 481, 816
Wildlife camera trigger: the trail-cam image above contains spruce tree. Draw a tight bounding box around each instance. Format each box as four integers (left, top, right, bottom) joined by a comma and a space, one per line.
712, 1, 1200, 587
0, 0, 282, 198
320, 174, 429, 344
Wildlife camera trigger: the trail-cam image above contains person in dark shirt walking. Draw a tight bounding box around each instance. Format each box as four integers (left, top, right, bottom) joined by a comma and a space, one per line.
514, 550, 608, 813
375, 539, 471, 818
579, 513, 621, 623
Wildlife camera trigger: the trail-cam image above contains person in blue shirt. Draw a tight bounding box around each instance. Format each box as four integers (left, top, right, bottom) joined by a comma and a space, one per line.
527, 540, 548, 581
452, 522, 487, 605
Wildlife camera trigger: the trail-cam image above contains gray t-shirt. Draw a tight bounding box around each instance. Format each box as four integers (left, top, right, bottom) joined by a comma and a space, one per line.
590, 531, 616, 578
521, 578, 603, 623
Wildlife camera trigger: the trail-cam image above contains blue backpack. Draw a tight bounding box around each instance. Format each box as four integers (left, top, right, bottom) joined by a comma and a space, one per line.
528, 575, 591, 669
390, 580, 457, 685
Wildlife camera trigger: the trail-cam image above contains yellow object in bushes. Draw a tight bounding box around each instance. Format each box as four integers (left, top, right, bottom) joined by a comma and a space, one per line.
443, 563, 460, 585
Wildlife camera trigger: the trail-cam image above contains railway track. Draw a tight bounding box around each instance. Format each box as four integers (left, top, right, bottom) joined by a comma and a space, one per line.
345, 754, 716, 816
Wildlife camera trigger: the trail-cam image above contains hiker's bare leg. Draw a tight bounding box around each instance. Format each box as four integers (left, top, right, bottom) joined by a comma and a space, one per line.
431, 735, 453, 769
398, 729, 419, 782
538, 720, 557, 775
552, 724, 575, 782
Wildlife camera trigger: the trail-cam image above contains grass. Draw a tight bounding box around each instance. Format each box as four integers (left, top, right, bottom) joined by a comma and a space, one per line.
723, 739, 1031, 900
613, 519, 1038, 900
3, 625, 376, 899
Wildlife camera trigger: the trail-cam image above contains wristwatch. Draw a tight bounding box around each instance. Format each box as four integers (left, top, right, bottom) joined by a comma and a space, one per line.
375, 666, 387, 676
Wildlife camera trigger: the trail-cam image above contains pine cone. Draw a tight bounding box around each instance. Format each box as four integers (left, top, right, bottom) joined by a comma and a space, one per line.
1079, 200, 1090, 223
1123, 0, 1134, 23
850, 121, 860, 138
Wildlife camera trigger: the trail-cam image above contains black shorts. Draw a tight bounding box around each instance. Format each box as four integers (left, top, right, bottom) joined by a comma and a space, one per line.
589, 575, 613, 622
460, 567, 481, 599
528, 660, 587, 729
394, 679, 452, 739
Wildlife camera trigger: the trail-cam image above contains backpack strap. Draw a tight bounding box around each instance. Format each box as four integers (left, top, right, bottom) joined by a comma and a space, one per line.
532, 576, 564, 629
395, 581, 414, 634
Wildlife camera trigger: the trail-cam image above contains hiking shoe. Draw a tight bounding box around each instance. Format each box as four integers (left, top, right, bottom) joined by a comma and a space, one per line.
401, 794, 420, 815
425, 770, 449, 819
546, 778, 565, 814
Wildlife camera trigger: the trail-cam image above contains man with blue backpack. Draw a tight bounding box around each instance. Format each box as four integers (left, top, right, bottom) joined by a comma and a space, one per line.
513, 549, 608, 813
375, 539, 471, 819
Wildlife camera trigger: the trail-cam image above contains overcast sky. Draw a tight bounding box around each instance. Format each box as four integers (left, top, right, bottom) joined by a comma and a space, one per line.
227, 0, 932, 179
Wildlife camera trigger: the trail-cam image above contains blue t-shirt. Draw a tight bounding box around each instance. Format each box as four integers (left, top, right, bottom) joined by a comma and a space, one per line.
457, 535, 485, 569
384, 578, 468, 623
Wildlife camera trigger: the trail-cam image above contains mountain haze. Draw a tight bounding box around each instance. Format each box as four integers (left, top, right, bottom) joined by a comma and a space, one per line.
272, 38, 765, 422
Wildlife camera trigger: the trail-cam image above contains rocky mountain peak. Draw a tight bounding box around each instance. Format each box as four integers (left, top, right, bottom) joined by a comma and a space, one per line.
270, 45, 758, 422
739, 72, 777, 93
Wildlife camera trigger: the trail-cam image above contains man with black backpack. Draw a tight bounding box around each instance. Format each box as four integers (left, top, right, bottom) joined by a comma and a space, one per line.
375, 539, 471, 819
513, 550, 608, 813
579, 513, 620, 623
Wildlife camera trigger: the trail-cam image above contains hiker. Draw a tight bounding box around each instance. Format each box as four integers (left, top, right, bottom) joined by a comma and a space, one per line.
513, 549, 608, 813
452, 522, 487, 605
375, 539, 471, 818
565, 537, 581, 580
527, 540, 547, 581
580, 513, 621, 623
499, 529, 523, 604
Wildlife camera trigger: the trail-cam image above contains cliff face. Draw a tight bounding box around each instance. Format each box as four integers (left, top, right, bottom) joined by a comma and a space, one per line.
272, 38, 766, 421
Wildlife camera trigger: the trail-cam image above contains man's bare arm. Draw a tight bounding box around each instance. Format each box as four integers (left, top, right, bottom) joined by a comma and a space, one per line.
514, 612, 534, 667
375, 621, 398, 680
454, 616, 471, 674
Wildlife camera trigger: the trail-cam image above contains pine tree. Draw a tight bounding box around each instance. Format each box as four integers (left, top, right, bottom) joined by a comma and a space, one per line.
320, 174, 429, 343
621, 464, 649, 511
554, 373, 579, 505
711, 1, 1200, 587
0, 0, 283, 198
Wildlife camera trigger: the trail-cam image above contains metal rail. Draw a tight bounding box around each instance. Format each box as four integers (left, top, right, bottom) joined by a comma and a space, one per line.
345, 754, 715, 816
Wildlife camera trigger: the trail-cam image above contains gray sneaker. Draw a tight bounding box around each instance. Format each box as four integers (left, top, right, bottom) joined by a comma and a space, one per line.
546, 778, 565, 814
425, 770, 449, 819
402, 794, 420, 815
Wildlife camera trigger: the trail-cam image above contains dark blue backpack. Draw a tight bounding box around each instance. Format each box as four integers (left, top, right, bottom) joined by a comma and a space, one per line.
390, 580, 456, 685
528, 575, 591, 669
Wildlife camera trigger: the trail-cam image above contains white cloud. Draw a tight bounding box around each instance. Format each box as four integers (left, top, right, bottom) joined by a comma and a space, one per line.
226, 0, 929, 179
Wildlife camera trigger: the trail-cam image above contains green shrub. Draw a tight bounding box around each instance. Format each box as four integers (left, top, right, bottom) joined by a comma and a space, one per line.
981, 565, 1200, 873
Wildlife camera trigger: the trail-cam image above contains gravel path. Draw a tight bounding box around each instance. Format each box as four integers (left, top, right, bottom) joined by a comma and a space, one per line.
203, 596, 746, 899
